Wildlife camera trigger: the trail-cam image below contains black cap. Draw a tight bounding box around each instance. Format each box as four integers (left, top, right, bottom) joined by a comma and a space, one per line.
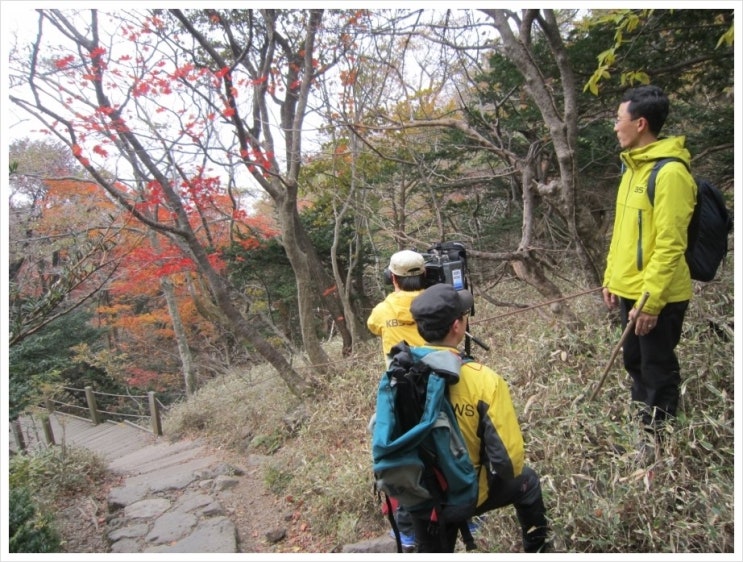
411, 284, 474, 331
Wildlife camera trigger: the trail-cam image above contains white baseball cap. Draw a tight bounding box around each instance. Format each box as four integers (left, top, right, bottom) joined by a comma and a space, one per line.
388, 250, 426, 277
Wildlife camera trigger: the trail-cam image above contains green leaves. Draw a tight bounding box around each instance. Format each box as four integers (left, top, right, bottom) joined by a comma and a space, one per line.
716, 23, 734, 48
580, 10, 653, 95
619, 70, 650, 87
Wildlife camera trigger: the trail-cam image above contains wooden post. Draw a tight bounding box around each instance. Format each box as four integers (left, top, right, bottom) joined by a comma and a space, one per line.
45, 397, 55, 413
148, 391, 162, 436
84, 386, 101, 425
42, 416, 56, 445
12, 418, 27, 452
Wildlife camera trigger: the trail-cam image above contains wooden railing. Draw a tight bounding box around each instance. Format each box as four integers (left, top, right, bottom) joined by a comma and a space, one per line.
11, 386, 168, 454
10, 386, 167, 453
48, 385, 165, 435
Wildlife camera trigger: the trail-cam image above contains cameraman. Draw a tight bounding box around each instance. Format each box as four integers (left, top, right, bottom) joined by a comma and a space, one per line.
367, 250, 427, 550
367, 250, 428, 366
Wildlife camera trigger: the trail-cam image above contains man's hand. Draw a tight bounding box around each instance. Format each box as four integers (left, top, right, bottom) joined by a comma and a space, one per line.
629, 309, 658, 336
602, 287, 618, 310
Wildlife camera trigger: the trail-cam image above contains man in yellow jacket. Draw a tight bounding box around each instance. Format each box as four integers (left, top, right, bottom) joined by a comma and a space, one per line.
603, 85, 696, 444
410, 283, 550, 552
367, 250, 428, 366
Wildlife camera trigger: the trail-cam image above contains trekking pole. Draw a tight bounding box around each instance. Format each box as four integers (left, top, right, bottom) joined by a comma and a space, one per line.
588, 292, 649, 402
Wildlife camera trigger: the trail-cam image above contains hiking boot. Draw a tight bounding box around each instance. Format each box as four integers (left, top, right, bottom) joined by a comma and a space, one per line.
389, 529, 416, 551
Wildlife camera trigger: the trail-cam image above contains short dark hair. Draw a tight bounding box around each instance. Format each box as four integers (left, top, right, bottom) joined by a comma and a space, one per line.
397, 275, 425, 291
621, 85, 669, 137
416, 321, 451, 344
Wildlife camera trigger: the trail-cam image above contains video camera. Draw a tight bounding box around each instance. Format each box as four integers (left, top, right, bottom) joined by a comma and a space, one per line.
382, 241, 488, 353
420, 241, 468, 290
383, 241, 468, 289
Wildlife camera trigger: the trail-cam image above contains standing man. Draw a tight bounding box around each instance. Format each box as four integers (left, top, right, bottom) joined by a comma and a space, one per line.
367, 249, 428, 550
409, 283, 550, 553
602, 85, 696, 447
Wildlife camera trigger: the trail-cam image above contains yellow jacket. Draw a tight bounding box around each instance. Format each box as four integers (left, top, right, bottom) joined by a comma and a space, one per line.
603, 136, 696, 314
433, 350, 525, 509
367, 290, 426, 363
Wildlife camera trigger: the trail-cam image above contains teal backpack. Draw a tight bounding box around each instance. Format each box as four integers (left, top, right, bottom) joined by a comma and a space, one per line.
371, 341, 478, 551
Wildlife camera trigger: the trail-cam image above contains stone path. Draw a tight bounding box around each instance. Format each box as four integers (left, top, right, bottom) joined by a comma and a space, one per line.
10, 413, 242, 553
105, 437, 245, 553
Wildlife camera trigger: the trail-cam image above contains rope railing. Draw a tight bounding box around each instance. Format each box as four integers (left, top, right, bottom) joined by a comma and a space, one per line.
43, 385, 163, 437
46, 399, 88, 415
11, 385, 165, 454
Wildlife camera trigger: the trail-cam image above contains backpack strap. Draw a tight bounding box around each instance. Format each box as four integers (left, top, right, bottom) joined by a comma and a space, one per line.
422, 474, 477, 551
383, 494, 403, 553
647, 157, 691, 206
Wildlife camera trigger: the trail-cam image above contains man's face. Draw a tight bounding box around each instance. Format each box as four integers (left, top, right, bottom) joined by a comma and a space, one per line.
452, 313, 469, 345
614, 101, 642, 150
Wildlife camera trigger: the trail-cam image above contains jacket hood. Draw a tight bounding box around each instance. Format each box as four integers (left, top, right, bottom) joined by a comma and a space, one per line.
408, 345, 463, 383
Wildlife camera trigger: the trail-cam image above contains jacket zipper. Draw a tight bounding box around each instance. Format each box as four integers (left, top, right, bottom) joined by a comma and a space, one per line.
636, 209, 643, 271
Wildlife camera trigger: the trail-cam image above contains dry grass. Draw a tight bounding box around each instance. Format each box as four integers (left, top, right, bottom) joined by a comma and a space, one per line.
162, 363, 304, 453
163, 260, 735, 553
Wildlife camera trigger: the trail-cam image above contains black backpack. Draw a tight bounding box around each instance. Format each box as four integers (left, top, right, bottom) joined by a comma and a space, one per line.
647, 158, 733, 282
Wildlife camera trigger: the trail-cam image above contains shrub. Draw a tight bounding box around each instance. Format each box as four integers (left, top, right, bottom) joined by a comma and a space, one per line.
9, 486, 61, 553
9, 446, 107, 502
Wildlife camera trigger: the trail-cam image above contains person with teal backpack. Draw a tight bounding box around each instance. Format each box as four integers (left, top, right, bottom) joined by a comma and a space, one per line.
372, 284, 550, 552
372, 339, 478, 552
367, 249, 430, 550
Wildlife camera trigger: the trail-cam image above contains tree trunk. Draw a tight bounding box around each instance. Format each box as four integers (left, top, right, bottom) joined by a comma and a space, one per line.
160, 274, 197, 396
190, 231, 317, 398
149, 229, 197, 396
276, 196, 331, 370
485, 9, 602, 286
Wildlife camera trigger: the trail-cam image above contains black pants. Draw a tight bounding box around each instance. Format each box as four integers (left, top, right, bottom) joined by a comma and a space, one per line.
411, 466, 548, 553
410, 514, 467, 553
475, 466, 548, 552
619, 298, 688, 428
